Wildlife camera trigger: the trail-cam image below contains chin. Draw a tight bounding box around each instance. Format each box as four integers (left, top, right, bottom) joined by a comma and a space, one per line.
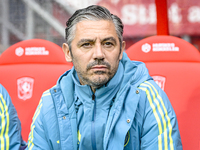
91, 76, 109, 85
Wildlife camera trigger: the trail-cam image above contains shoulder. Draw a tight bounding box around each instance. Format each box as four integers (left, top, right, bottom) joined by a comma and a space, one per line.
138, 80, 162, 98
138, 79, 171, 107
31, 86, 59, 134
39, 84, 66, 118
0, 84, 10, 100
137, 79, 175, 122
137, 79, 168, 107
39, 86, 57, 116
126, 79, 168, 120
0, 84, 14, 110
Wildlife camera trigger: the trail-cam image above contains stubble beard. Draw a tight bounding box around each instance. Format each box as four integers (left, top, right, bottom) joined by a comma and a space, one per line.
75, 59, 117, 89
78, 70, 112, 89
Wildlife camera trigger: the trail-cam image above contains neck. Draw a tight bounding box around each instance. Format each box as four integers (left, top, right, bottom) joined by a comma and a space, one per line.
91, 87, 96, 93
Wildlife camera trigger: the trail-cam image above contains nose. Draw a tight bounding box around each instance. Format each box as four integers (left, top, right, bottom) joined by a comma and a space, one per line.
93, 44, 105, 60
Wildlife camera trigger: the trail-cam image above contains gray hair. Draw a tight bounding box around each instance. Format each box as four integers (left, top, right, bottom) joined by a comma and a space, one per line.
65, 5, 124, 51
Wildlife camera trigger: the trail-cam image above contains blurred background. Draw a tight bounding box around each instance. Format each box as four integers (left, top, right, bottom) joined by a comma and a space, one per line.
0, 0, 200, 55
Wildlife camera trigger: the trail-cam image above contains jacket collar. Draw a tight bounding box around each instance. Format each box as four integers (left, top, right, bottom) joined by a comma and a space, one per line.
71, 62, 124, 109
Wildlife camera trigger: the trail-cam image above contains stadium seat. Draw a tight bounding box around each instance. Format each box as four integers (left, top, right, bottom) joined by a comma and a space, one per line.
0, 39, 72, 141
126, 35, 200, 150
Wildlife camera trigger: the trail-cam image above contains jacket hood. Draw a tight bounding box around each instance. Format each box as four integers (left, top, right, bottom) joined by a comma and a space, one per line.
120, 52, 152, 89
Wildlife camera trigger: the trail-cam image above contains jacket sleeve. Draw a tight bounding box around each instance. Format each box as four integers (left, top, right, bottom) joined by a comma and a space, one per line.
26, 96, 51, 150
138, 81, 182, 150
0, 84, 25, 150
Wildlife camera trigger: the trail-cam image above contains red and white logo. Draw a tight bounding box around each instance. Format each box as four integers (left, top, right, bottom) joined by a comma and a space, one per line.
152, 43, 179, 52
141, 43, 151, 53
15, 47, 24, 56
25, 47, 49, 55
17, 77, 34, 101
141, 43, 179, 53
15, 47, 49, 56
152, 75, 166, 90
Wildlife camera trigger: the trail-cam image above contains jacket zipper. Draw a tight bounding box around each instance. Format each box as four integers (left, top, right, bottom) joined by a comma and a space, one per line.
91, 94, 97, 150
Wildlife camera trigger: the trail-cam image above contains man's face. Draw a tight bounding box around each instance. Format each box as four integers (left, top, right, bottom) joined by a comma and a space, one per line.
63, 20, 125, 91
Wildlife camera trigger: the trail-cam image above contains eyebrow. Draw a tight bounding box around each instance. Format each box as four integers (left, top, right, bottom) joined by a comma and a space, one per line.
77, 39, 95, 46
77, 37, 117, 46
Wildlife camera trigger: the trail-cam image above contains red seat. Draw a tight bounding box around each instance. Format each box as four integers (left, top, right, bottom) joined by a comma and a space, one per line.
0, 39, 72, 141
126, 35, 200, 150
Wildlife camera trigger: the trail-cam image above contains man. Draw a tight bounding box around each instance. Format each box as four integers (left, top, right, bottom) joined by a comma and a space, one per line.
26, 5, 182, 150
0, 84, 26, 149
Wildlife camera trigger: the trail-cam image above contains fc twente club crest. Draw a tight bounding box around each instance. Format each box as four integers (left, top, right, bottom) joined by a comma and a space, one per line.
17, 77, 34, 101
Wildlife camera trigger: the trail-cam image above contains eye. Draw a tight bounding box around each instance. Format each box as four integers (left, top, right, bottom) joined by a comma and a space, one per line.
103, 42, 114, 48
81, 43, 92, 48
105, 42, 113, 45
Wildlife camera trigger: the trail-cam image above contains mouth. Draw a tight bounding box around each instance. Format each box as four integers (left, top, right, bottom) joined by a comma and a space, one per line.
87, 60, 111, 72
91, 65, 108, 71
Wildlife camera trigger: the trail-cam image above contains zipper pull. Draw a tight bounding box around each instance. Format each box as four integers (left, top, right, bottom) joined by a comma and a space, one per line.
92, 94, 95, 101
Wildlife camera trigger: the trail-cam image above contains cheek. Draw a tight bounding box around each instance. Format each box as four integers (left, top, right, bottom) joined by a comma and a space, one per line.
111, 59, 121, 74
72, 58, 80, 69
73, 58, 87, 72
110, 57, 120, 67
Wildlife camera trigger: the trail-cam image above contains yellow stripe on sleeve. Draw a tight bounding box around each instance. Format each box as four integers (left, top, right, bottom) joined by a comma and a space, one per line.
0, 94, 5, 150
42, 93, 51, 97
0, 93, 10, 150
28, 99, 43, 150
145, 81, 174, 150
138, 87, 163, 150
42, 90, 51, 97
28, 125, 35, 150
141, 82, 168, 150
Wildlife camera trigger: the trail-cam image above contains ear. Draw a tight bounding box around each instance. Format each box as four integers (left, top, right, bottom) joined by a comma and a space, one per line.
62, 43, 72, 62
119, 41, 126, 60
